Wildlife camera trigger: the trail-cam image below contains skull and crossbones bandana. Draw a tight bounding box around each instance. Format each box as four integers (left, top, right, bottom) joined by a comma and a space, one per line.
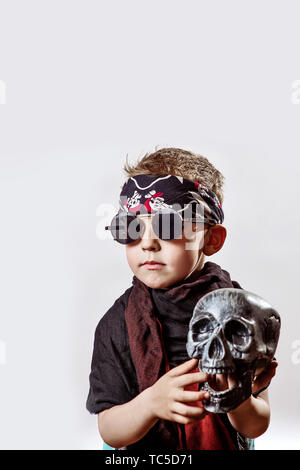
119, 174, 224, 225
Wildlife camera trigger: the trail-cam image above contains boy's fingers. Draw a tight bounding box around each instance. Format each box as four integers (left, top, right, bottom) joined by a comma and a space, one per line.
173, 402, 208, 418
252, 362, 278, 393
171, 413, 203, 425
177, 371, 208, 387
169, 358, 198, 377
176, 390, 210, 403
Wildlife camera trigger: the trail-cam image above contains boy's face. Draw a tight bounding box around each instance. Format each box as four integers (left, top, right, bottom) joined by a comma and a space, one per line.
125, 214, 211, 289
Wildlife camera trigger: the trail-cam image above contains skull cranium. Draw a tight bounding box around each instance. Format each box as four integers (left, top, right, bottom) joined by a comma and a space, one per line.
186, 288, 281, 413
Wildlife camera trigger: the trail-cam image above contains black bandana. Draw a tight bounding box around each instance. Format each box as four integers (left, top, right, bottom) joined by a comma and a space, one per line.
119, 174, 224, 225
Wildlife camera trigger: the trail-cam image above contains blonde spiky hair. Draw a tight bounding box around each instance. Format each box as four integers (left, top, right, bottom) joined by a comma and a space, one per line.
123, 147, 225, 204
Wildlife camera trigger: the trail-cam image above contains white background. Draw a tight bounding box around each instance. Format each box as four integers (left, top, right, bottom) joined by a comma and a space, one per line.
0, 0, 299, 449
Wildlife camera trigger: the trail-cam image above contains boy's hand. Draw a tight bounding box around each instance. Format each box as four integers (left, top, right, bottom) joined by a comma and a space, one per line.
147, 358, 210, 425
252, 359, 278, 395
206, 359, 278, 396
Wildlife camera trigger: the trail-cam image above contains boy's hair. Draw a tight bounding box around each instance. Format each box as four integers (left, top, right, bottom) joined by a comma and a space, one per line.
123, 147, 225, 204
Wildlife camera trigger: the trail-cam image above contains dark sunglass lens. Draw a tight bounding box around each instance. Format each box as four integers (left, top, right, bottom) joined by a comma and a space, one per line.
152, 210, 182, 240
111, 213, 144, 244
127, 216, 145, 242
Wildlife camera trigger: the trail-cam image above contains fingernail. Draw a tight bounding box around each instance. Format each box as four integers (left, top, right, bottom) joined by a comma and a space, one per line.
204, 392, 210, 399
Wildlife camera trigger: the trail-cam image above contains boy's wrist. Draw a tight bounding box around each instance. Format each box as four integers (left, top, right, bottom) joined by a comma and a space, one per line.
227, 395, 254, 418
140, 386, 160, 423
227, 393, 270, 438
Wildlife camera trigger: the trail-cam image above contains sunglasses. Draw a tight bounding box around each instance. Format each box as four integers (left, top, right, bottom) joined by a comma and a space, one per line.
105, 209, 212, 245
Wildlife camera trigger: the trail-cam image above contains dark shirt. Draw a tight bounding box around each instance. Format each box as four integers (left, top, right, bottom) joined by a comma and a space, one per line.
86, 270, 255, 450
86, 286, 136, 414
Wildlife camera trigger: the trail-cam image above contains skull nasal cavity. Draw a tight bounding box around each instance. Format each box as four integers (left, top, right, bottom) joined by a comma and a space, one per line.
208, 337, 225, 360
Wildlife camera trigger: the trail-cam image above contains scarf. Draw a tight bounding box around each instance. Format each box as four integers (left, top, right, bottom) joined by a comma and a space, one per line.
124, 261, 243, 450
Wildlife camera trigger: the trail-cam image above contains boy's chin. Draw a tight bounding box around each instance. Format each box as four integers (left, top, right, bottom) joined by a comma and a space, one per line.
142, 279, 170, 290
140, 273, 189, 290
137, 273, 175, 290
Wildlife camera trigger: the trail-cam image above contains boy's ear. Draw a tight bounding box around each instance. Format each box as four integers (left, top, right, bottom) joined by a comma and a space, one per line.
203, 225, 227, 256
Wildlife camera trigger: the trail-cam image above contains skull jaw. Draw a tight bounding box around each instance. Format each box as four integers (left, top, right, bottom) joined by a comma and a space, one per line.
199, 368, 253, 414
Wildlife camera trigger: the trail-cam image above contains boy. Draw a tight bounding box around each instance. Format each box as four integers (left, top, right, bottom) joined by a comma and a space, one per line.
86, 147, 277, 450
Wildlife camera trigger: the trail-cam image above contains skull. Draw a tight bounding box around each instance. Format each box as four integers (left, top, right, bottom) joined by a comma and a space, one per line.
186, 288, 281, 413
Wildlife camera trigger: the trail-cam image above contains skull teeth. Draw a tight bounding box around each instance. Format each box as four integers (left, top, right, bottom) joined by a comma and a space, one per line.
201, 367, 234, 374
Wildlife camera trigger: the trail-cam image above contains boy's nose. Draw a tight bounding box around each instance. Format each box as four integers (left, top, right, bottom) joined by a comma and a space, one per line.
140, 217, 160, 250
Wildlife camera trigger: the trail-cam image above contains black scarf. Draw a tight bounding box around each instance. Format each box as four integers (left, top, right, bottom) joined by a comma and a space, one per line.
124, 261, 242, 450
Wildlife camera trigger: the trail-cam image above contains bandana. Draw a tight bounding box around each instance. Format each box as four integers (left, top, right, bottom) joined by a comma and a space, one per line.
119, 174, 224, 225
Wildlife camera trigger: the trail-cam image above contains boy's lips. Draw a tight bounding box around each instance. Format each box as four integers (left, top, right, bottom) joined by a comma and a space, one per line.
141, 260, 165, 265
141, 260, 166, 269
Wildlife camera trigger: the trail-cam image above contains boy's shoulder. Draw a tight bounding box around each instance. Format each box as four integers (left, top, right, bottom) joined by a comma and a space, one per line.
94, 285, 133, 345
194, 261, 244, 290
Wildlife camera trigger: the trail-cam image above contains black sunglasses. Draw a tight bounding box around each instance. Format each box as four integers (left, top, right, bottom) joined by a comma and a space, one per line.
105, 209, 211, 245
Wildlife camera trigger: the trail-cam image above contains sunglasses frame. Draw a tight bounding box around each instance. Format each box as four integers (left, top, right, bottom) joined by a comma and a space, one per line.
105, 209, 214, 244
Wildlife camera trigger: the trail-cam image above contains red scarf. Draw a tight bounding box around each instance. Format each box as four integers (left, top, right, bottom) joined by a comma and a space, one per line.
124, 261, 241, 450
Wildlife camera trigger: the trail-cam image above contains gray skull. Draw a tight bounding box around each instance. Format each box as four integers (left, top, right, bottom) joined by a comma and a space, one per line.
186, 288, 281, 413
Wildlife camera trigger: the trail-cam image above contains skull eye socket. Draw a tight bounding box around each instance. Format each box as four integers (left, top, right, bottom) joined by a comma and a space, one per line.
193, 317, 216, 341
224, 320, 251, 348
